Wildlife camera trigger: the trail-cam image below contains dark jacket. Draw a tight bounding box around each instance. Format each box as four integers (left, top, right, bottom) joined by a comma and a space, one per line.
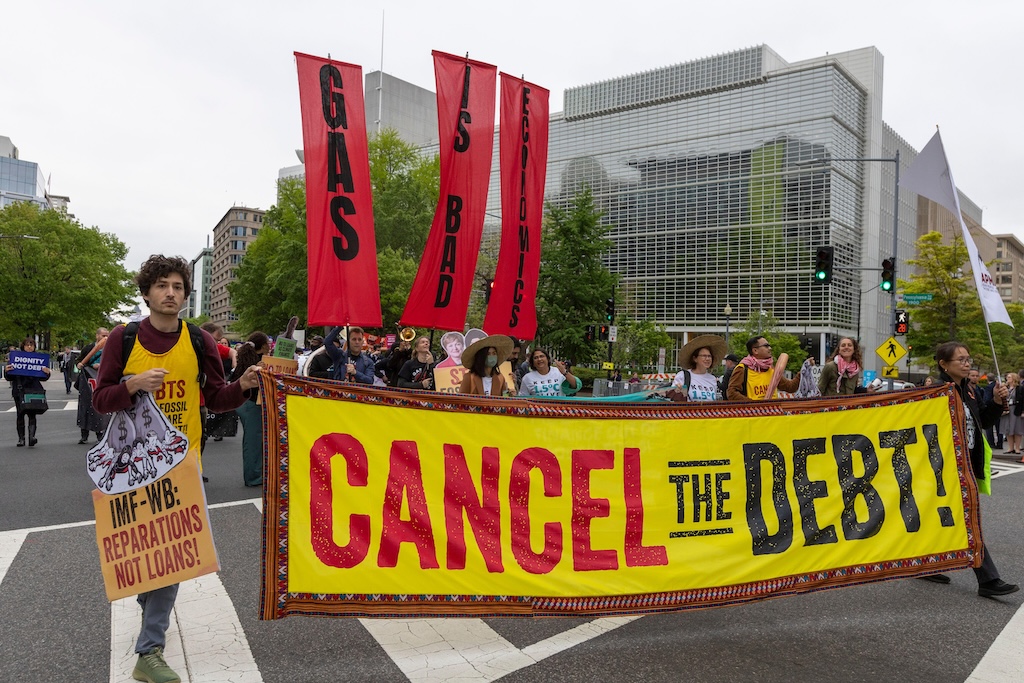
941, 371, 1003, 480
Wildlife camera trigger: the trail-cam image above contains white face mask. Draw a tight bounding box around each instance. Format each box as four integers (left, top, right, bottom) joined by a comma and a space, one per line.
485, 355, 498, 368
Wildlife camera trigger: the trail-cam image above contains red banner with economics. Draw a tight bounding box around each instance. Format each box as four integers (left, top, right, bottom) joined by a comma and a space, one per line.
257, 378, 982, 619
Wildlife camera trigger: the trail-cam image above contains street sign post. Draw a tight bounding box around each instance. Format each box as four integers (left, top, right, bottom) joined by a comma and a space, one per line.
902, 293, 933, 304
875, 336, 908, 365
881, 365, 900, 379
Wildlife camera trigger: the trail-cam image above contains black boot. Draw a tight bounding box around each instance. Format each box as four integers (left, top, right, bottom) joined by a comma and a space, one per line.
16, 420, 25, 447
28, 421, 37, 447
78, 430, 88, 445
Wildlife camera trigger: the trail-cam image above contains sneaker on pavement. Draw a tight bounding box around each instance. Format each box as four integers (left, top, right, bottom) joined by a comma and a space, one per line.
132, 647, 180, 683
978, 579, 1020, 598
916, 573, 951, 584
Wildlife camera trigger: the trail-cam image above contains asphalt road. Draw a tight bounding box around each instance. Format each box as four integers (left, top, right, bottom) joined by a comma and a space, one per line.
1, 376, 1023, 682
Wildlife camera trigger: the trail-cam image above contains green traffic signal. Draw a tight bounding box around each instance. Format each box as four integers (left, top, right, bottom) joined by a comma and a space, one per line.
881, 258, 895, 291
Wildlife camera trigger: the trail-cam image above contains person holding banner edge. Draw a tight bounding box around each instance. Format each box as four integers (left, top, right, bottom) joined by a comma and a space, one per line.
727, 336, 799, 401
93, 255, 261, 683
4, 338, 50, 447
925, 341, 1019, 597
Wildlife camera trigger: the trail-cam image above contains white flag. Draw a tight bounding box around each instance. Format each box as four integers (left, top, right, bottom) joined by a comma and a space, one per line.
900, 130, 1013, 327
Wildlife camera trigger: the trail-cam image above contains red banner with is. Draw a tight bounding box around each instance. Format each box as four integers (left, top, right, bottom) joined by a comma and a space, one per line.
295, 52, 382, 327
483, 75, 549, 339
400, 51, 496, 331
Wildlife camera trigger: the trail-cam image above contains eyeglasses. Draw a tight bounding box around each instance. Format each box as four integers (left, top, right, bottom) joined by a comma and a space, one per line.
756, 343, 772, 349
954, 356, 973, 365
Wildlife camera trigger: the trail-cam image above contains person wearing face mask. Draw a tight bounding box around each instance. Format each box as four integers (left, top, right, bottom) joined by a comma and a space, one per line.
458, 335, 513, 396
818, 337, 863, 396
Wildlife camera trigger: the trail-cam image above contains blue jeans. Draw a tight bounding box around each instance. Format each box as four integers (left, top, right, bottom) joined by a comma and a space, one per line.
236, 399, 263, 486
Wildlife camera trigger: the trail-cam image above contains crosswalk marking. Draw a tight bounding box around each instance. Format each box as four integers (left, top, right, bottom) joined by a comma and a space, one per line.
3, 400, 78, 412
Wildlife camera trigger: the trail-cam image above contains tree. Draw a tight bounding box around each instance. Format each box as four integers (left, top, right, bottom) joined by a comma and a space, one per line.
0, 202, 135, 345
611, 316, 673, 372
229, 178, 308, 336
369, 128, 439, 258
900, 232, 986, 371
377, 247, 418, 332
535, 187, 617, 363
730, 309, 805, 373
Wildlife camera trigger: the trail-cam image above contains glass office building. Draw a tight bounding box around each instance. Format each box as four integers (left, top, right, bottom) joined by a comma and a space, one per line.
482, 45, 926, 367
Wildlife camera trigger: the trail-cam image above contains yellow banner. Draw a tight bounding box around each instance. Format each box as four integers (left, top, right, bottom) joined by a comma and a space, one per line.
94, 450, 219, 601
257, 377, 981, 619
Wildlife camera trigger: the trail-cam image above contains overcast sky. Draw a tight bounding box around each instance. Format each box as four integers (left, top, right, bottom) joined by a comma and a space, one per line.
4, 0, 1021, 268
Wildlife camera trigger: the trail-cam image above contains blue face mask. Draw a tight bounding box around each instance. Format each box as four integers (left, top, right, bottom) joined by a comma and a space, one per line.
485, 354, 498, 368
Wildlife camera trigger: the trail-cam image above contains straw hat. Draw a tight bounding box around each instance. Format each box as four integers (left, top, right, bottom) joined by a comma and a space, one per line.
462, 334, 514, 370
678, 335, 729, 370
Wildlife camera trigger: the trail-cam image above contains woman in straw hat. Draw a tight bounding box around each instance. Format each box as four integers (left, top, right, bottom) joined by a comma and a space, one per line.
672, 335, 728, 402
458, 335, 514, 396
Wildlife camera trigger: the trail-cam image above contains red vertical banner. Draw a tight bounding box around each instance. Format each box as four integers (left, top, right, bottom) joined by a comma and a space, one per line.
483, 75, 549, 339
295, 52, 382, 327
400, 51, 497, 331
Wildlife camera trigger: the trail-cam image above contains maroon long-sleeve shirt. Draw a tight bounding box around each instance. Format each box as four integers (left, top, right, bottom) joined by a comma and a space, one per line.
92, 318, 247, 415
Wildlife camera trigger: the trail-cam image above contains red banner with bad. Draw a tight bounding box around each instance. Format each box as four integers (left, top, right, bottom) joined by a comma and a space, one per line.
295, 52, 382, 327
483, 75, 549, 339
400, 51, 496, 331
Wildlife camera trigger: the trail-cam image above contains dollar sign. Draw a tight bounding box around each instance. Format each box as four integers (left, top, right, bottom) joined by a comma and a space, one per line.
142, 404, 152, 430
117, 414, 128, 443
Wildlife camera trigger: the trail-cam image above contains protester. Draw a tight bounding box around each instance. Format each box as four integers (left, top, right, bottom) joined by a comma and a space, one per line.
303, 335, 333, 379
982, 374, 1006, 451
376, 337, 412, 387
796, 356, 820, 398
397, 336, 434, 389
672, 335, 727, 402
75, 327, 110, 444
5, 338, 50, 447
200, 321, 237, 448
459, 335, 513, 396
917, 341, 1019, 597
518, 349, 581, 398
818, 337, 862, 396
92, 254, 260, 683
727, 336, 799, 401
628, 372, 640, 384
233, 332, 270, 487
1000, 372, 1023, 456
60, 345, 76, 394
719, 354, 740, 395
324, 326, 374, 383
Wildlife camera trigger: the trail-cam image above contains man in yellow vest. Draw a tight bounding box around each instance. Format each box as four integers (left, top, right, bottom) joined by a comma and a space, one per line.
727, 335, 800, 400
94, 255, 260, 683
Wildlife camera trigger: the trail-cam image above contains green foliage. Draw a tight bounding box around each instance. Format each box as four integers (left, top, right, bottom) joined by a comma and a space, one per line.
377, 247, 418, 331
570, 365, 604, 390
901, 232, 985, 371
611, 316, 673, 371
730, 309, 805, 373
536, 188, 617, 363
229, 178, 308, 336
185, 314, 210, 327
369, 128, 439, 258
0, 202, 135, 345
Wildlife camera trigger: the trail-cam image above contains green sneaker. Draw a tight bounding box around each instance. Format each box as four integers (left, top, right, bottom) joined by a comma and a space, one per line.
132, 647, 181, 683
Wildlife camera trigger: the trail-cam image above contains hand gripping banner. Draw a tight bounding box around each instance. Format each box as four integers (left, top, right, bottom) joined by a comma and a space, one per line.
257, 380, 983, 619
400, 52, 496, 331
295, 52, 382, 327
483, 74, 549, 338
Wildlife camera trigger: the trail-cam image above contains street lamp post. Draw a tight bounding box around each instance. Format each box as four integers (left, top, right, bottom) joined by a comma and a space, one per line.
723, 304, 732, 349
800, 152, 901, 390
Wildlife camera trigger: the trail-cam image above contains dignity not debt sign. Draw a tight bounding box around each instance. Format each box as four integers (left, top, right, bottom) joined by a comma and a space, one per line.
255, 375, 981, 619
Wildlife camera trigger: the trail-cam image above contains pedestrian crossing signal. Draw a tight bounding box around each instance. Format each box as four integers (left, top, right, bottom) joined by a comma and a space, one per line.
585, 325, 595, 342
814, 246, 834, 284
598, 324, 610, 341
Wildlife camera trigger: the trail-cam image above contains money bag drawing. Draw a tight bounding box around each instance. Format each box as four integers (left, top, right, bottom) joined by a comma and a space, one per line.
86, 390, 189, 494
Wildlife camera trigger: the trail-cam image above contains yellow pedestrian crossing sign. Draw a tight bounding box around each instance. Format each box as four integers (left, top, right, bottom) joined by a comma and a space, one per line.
881, 365, 900, 379
876, 336, 908, 364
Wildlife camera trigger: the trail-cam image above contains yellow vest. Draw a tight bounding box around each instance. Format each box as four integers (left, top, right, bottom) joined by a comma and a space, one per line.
123, 325, 202, 445
744, 366, 775, 400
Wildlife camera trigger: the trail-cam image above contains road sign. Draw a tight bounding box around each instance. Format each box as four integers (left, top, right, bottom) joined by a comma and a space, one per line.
601, 361, 615, 370
875, 336, 908, 365
881, 365, 900, 379
608, 325, 618, 343
902, 293, 933, 304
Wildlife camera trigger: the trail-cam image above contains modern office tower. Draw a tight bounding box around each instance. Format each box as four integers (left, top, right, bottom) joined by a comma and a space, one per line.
0, 136, 49, 210
209, 206, 264, 335
182, 245, 213, 320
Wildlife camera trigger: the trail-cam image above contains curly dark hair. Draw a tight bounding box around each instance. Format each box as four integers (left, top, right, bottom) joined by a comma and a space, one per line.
234, 331, 270, 378
135, 255, 192, 300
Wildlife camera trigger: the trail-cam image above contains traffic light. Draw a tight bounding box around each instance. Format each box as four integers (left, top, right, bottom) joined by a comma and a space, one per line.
585, 325, 595, 342
894, 309, 909, 335
598, 324, 610, 341
881, 258, 895, 291
484, 279, 494, 303
813, 246, 834, 284
605, 297, 615, 322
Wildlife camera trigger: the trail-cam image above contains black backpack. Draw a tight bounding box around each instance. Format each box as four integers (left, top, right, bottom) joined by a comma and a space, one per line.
121, 321, 208, 387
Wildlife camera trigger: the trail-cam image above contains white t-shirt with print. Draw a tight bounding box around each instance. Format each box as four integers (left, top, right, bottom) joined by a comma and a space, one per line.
519, 368, 568, 397
673, 369, 720, 401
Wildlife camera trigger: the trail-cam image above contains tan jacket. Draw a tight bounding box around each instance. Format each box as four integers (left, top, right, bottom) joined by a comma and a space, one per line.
458, 371, 508, 396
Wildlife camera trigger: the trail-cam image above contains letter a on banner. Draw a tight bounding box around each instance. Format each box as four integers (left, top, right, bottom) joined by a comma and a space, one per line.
484, 74, 549, 338
400, 51, 496, 331
295, 52, 382, 327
